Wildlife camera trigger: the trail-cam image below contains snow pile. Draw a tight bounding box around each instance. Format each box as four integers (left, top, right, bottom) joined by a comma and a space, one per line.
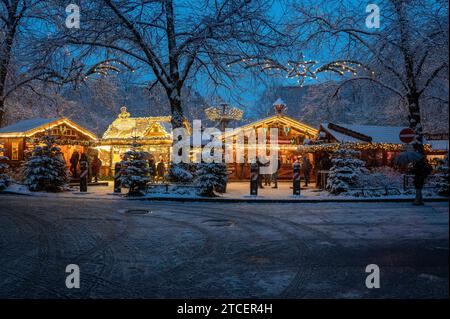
146, 184, 200, 197
120, 144, 150, 196
195, 163, 228, 197
326, 148, 368, 195
0, 148, 11, 191
23, 136, 69, 192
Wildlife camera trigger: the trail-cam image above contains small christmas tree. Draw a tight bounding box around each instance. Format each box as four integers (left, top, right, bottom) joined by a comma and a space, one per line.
23, 135, 69, 192
0, 147, 11, 191
120, 143, 150, 196
434, 154, 449, 197
195, 163, 228, 197
326, 146, 368, 195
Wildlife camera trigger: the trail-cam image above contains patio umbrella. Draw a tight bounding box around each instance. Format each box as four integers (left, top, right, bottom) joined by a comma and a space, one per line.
393, 151, 423, 165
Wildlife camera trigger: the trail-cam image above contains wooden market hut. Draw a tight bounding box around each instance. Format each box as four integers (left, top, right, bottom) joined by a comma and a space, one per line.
97, 106, 190, 176
301, 123, 443, 168
0, 117, 97, 168
224, 99, 319, 180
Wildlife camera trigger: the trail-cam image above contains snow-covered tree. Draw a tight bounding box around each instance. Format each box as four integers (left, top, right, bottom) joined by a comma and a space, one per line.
0, 147, 11, 190
434, 154, 449, 197
195, 163, 228, 197
326, 147, 368, 195
120, 143, 150, 196
23, 135, 69, 192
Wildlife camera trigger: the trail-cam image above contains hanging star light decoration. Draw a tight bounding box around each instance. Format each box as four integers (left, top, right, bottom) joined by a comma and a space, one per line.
227, 54, 372, 87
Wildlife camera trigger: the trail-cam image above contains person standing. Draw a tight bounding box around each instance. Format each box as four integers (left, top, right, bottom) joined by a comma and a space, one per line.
79, 153, 89, 192
91, 155, 102, 183
256, 157, 269, 189
69, 150, 80, 178
410, 156, 433, 205
156, 157, 165, 182
148, 156, 157, 183
302, 155, 312, 187
272, 158, 282, 189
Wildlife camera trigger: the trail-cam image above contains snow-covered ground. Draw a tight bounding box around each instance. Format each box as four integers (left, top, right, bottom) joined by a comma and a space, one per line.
1, 181, 446, 201
0, 196, 447, 298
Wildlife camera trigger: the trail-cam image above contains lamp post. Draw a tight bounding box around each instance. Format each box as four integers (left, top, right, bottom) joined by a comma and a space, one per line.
205, 102, 243, 193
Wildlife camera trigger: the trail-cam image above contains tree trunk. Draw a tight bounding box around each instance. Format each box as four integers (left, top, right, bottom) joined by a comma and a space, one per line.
0, 99, 5, 128
168, 90, 184, 129
406, 93, 424, 153
0, 5, 18, 128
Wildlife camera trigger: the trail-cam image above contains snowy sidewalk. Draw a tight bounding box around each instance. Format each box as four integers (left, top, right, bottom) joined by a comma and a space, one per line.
2, 181, 447, 203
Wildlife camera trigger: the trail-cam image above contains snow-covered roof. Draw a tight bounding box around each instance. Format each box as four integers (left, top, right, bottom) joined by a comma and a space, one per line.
428, 140, 449, 151
321, 123, 410, 144
0, 117, 59, 133
101, 107, 189, 140
0, 117, 97, 139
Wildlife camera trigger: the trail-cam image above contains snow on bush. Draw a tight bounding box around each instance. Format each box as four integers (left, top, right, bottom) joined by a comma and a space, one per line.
166, 163, 194, 184
432, 155, 449, 197
120, 143, 150, 196
195, 163, 228, 197
23, 136, 69, 192
354, 166, 403, 196
326, 147, 368, 195
0, 147, 11, 191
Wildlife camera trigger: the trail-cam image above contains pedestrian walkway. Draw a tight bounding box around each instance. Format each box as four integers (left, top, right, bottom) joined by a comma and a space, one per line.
2, 181, 446, 202
225, 182, 323, 199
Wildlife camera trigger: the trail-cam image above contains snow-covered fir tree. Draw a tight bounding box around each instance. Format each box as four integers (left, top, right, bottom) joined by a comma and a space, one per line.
434, 154, 449, 197
120, 143, 150, 196
23, 135, 69, 192
326, 147, 368, 195
0, 147, 11, 191
195, 163, 228, 197
166, 162, 194, 184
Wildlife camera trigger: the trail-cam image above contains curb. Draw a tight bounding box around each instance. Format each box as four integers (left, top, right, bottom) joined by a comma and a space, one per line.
130, 196, 449, 204
2, 191, 448, 204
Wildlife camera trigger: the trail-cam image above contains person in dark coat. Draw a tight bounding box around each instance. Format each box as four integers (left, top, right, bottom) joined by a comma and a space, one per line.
302, 156, 312, 187
156, 157, 165, 182
272, 158, 282, 189
91, 155, 102, 183
410, 156, 433, 205
69, 150, 80, 178
148, 156, 157, 183
79, 153, 89, 192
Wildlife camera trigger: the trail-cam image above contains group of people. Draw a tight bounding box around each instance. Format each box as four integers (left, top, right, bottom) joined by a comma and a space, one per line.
69, 150, 102, 182
256, 154, 313, 189
147, 155, 166, 183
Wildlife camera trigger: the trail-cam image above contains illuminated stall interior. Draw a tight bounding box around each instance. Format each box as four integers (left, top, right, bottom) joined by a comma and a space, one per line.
225, 99, 319, 180
0, 117, 96, 168
98, 107, 190, 176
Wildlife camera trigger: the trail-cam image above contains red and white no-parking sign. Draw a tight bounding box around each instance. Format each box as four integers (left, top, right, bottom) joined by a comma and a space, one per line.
399, 128, 416, 143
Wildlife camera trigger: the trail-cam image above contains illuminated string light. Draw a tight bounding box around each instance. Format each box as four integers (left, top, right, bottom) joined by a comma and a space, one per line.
298, 142, 432, 153
227, 55, 371, 87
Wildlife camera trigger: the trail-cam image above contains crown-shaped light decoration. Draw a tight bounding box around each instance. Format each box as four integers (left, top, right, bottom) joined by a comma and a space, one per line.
118, 106, 131, 119
205, 103, 243, 122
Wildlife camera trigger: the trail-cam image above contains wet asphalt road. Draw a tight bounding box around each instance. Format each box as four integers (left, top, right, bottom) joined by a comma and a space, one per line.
0, 195, 448, 298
